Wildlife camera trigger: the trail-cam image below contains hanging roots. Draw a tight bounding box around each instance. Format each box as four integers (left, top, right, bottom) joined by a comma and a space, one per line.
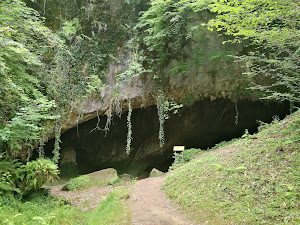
157, 96, 165, 147
126, 98, 133, 155
235, 101, 239, 125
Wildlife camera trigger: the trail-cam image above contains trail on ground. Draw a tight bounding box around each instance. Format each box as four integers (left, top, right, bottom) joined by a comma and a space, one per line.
128, 176, 196, 225
46, 175, 197, 224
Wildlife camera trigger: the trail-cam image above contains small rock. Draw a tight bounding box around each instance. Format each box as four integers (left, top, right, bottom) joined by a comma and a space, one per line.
87, 168, 119, 185
149, 168, 164, 177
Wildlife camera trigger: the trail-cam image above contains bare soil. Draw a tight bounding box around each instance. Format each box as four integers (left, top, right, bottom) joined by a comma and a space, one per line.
128, 176, 196, 225
47, 175, 197, 224
47, 184, 116, 211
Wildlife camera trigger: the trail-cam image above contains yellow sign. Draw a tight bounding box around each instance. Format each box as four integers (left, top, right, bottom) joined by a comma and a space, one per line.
173, 146, 185, 152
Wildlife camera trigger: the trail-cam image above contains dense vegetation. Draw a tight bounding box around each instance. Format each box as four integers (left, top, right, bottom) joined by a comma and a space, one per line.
1, 0, 298, 159
137, 0, 299, 102
0, 0, 299, 224
0, 187, 130, 224
164, 109, 300, 224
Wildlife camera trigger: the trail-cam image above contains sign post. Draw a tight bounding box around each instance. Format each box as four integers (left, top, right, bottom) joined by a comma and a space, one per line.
173, 146, 185, 162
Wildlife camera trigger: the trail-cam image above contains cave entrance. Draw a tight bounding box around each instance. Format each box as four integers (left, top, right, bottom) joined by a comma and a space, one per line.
43, 99, 290, 178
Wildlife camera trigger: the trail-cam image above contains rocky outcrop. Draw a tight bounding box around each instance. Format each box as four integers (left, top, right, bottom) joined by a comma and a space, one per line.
62, 168, 118, 191
150, 168, 165, 177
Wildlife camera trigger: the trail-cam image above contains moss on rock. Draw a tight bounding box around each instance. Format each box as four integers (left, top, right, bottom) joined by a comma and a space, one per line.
62, 168, 118, 191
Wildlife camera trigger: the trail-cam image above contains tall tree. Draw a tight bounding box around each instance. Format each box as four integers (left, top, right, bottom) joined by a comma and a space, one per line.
207, 0, 300, 103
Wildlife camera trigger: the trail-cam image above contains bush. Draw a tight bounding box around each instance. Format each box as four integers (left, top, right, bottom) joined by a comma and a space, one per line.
18, 158, 59, 195
173, 148, 203, 164
0, 157, 58, 196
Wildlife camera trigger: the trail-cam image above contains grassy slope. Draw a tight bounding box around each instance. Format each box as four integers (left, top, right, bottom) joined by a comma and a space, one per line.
164, 109, 300, 224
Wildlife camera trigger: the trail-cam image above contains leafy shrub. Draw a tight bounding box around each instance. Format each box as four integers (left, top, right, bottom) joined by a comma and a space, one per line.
169, 148, 203, 171
0, 156, 22, 195
173, 148, 203, 164
18, 158, 59, 195
0, 157, 58, 196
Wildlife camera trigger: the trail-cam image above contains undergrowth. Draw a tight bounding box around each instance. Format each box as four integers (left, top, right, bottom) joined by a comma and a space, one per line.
164, 109, 300, 224
0, 188, 130, 225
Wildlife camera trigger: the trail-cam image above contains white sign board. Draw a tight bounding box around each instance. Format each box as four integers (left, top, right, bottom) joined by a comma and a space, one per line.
173, 146, 185, 152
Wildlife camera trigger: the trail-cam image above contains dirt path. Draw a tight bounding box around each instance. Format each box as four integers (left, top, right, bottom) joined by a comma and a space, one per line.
46, 184, 116, 211
46, 175, 196, 224
128, 176, 196, 225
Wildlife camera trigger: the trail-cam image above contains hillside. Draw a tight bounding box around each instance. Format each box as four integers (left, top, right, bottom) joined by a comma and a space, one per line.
163, 109, 300, 224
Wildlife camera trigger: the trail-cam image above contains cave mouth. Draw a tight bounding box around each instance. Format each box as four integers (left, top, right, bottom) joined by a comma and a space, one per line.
43, 98, 290, 178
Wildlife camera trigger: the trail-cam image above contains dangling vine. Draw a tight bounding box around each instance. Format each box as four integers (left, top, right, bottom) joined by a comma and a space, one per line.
37, 136, 47, 159
234, 101, 239, 125
52, 118, 62, 164
126, 98, 133, 155
157, 95, 166, 147
157, 94, 183, 147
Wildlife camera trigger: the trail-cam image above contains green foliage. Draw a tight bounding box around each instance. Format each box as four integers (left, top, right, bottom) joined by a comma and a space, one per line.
116, 49, 149, 87
136, 0, 204, 68
84, 188, 131, 225
0, 157, 58, 196
173, 148, 203, 165
0, 0, 115, 159
19, 158, 59, 195
0, 99, 58, 157
181, 93, 197, 105
124, 0, 143, 5
209, 51, 234, 63
169, 62, 190, 77
207, 0, 300, 103
0, 0, 62, 156
0, 155, 22, 195
164, 109, 300, 224
137, 0, 299, 104
156, 95, 166, 147
0, 187, 131, 225
61, 18, 81, 40
157, 94, 183, 147
0, 184, 130, 224
0, 191, 83, 225
169, 148, 203, 171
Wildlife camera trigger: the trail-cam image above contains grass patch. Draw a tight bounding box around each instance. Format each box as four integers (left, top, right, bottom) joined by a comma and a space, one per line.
164, 109, 300, 224
85, 188, 131, 225
0, 188, 131, 224
0, 192, 83, 225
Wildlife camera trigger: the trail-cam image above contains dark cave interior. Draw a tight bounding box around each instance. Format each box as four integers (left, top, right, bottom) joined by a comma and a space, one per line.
43, 98, 290, 177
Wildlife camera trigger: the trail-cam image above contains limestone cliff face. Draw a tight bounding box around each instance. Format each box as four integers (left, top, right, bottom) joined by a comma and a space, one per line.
28, 0, 250, 134
62, 31, 248, 133
31, 0, 288, 176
